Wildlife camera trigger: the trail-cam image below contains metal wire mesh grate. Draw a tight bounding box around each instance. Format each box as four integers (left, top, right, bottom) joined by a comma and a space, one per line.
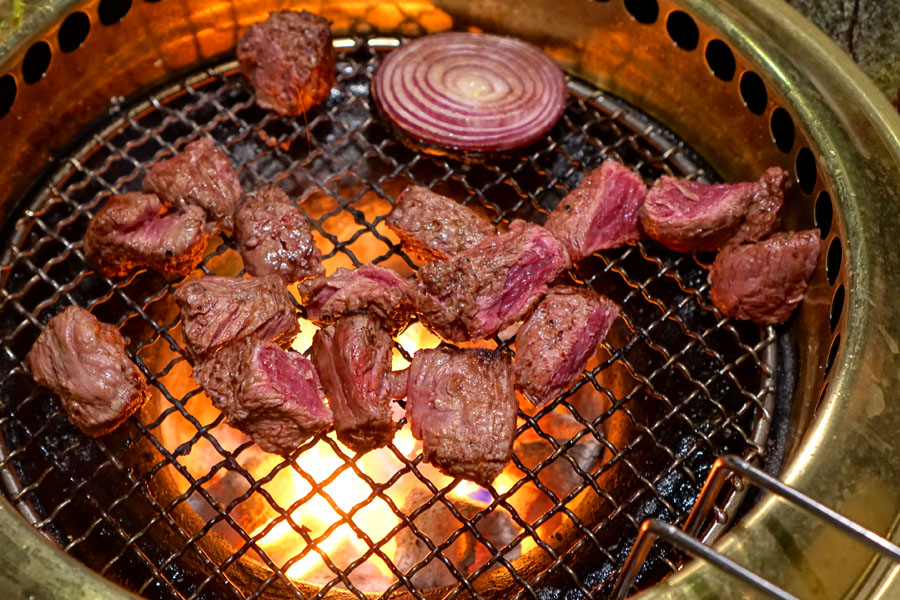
0, 37, 775, 600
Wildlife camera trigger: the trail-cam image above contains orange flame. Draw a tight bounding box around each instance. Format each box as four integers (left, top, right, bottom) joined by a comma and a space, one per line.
155, 314, 595, 592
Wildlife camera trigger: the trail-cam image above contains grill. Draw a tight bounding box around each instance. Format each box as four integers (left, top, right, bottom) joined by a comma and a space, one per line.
1, 0, 899, 599
0, 39, 778, 599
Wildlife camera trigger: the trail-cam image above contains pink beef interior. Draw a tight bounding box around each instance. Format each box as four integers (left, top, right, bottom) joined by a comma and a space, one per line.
405, 353, 441, 440
114, 200, 162, 235
649, 179, 751, 220
548, 301, 618, 392
130, 212, 189, 245
257, 346, 330, 420
108, 196, 199, 249
584, 169, 644, 247
254, 311, 297, 345
478, 235, 560, 333
312, 284, 337, 307
359, 265, 403, 287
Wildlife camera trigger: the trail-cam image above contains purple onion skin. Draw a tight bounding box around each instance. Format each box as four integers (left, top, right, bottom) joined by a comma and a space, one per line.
372, 32, 567, 154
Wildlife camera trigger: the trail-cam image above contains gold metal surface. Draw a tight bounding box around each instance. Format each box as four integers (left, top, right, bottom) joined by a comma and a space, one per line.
635, 1, 900, 597
0, 494, 140, 598
0, 0, 897, 598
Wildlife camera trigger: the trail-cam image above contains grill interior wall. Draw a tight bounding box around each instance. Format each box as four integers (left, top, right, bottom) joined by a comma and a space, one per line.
0, 39, 775, 600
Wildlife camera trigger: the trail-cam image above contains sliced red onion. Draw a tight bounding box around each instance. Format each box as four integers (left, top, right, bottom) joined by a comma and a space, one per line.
372, 32, 567, 154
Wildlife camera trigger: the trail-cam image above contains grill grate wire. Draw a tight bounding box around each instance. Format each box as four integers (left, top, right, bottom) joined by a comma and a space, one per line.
0, 38, 774, 600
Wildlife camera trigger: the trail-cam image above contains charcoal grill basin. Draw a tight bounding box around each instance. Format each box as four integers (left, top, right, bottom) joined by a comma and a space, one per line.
0, 1, 899, 599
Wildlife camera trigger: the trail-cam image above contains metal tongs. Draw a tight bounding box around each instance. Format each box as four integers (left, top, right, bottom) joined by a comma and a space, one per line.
611, 455, 900, 600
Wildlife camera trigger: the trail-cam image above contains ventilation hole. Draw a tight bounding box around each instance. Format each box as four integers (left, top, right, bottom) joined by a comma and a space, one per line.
830, 285, 845, 332
739, 71, 767, 115
58, 12, 91, 53
770, 107, 794, 153
815, 191, 833, 238
705, 39, 735, 81
22, 42, 51, 84
826, 237, 842, 285
98, 0, 131, 25
0, 74, 15, 119
796, 147, 817, 194
624, 0, 659, 24
666, 10, 698, 50
824, 333, 840, 377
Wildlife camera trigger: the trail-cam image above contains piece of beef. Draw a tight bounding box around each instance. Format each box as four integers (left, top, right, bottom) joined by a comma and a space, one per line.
237, 10, 336, 116
143, 138, 242, 232
386, 186, 495, 261
388, 368, 409, 399
26, 306, 149, 436
406, 347, 517, 487
84, 192, 207, 278
416, 220, 570, 342
640, 167, 787, 252
729, 167, 788, 246
193, 337, 332, 455
394, 487, 519, 588
298, 264, 416, 333
175, 275, 299, 361
234, 183, 324, 283
514, 287, 619, 407
545, 160, 647, 259
708, 229, 820, 324
310, 314, 394, 453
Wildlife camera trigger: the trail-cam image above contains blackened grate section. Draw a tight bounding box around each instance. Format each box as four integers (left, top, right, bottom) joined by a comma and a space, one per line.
0, 38, 774, 600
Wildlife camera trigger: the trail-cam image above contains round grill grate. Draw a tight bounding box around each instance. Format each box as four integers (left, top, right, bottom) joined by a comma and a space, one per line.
0, 37, 774, 599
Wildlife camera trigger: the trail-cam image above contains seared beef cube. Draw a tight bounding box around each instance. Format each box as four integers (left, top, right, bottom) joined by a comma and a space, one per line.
310, 314, 394, 452
193, 338, 331, 455
545, 161, 646, 259
729, 167, 788, 246
394, 488, 519, 588
298, 264, 415, 333
406, 347, 517, 487
416, 220, 570, 342
237, 10, 336, 116
709, 230, 820, 324
84, 192, 207, 278
143, 138, 242, 232
386, 186, 495, 261
175, 275, 299, 361
27, 306, 149, 436
388, 368, 409, 399
514, 287, 619, 407
640, 167, 787, 252
234, 183, 324, 283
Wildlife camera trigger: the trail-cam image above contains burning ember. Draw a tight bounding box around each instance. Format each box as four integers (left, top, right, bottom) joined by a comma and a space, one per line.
146, 210, 608, 593
150, 313, 608, 592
